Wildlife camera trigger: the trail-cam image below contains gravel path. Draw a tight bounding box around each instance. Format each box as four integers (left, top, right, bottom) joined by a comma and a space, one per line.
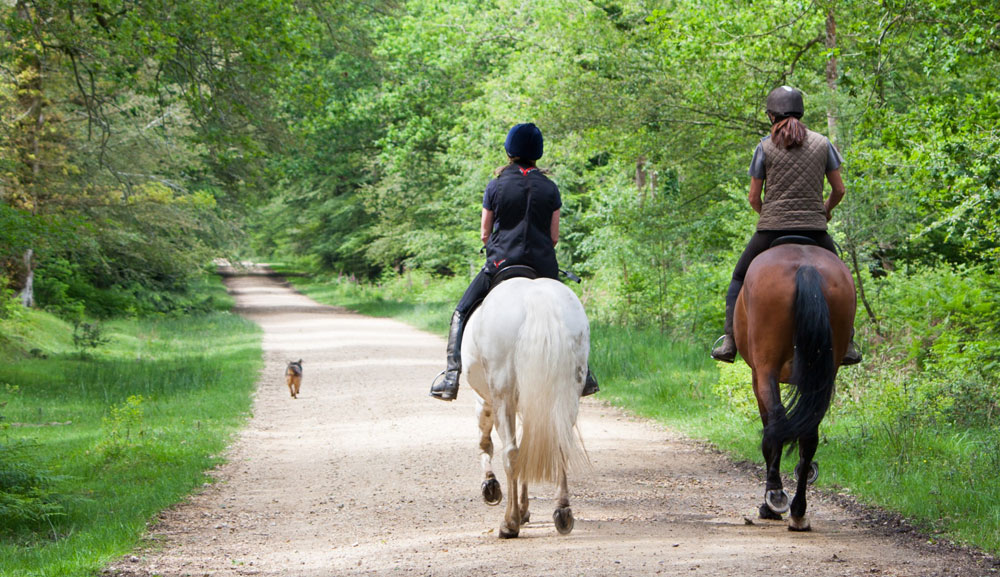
106, 269, 996, 577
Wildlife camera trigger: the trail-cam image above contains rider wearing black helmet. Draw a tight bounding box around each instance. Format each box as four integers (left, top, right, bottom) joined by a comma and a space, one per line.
711, 86, 861, 365
430, 123, 600, 401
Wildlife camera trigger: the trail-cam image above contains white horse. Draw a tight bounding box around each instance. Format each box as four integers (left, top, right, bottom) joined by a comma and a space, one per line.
462, 276, 590, 538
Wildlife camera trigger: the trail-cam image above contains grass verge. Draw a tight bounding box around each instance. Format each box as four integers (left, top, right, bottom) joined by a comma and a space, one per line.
0, 276, 262, 577
284, 268, 999, 557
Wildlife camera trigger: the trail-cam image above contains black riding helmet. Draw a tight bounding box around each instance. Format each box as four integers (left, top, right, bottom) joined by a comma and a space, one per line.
766, 86, 804, 124
504, 123, 544, 161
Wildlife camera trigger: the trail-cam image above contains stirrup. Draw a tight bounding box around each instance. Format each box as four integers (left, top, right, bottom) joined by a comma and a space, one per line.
841, 342, 862, 366
710, 335, 736, 363
429, 370, 459, 401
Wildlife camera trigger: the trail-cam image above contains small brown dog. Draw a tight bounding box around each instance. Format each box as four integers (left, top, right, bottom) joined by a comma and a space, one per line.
285, 359, 303, 398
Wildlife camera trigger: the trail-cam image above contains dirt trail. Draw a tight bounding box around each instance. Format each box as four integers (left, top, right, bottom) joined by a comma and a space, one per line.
107, 269, 995, 577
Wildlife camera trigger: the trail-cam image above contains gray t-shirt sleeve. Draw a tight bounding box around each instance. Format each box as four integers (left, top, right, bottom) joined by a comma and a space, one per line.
748, 136, 844, 179
748, 141, 766, 179
826, 140, 844, 172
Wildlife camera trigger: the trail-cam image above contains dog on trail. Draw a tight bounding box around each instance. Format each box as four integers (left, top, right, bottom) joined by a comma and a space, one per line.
286, 359, 303, 399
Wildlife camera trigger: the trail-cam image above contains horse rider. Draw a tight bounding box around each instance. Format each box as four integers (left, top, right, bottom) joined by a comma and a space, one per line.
711, 86, 862, 365
430, 123, 600, 401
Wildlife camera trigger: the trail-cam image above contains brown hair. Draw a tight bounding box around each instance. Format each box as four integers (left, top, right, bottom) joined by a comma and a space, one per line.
493, 157, 537, 176
771, 117, 807, 149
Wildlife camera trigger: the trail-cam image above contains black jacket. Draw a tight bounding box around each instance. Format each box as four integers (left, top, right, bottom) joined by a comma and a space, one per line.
483, 164, 561, 280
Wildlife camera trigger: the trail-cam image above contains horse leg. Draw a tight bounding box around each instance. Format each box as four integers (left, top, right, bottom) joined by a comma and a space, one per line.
553, 466, 575, 535
519, 482, 530, 524
755, 369, 788, 519
788, 430, 819, 531
477, 399, 502, 505
496, 402, 520, 538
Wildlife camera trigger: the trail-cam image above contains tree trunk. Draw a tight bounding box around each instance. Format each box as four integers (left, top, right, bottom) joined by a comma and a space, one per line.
14, 0, 42, 308
824, 8, 839, 143
19, 249, 34, 308
848, 244, 882, 336
635, 155, 648, 208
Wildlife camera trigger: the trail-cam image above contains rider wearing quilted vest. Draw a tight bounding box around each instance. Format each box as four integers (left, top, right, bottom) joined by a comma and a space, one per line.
711, 86, 862, 365
430, 123, 599, 401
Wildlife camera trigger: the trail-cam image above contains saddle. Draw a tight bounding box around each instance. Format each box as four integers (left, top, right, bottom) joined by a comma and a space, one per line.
467, 266, 539, 319
489, 265, 538, 289
770, 235, 818, 249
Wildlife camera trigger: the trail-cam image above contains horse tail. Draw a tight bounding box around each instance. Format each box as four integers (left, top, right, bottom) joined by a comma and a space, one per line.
514, 288, 587, 484
768, 265, 836, 445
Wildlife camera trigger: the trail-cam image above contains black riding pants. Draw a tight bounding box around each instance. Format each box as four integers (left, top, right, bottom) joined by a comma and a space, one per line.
724, 230, 837, 333
456, 269, 492, 317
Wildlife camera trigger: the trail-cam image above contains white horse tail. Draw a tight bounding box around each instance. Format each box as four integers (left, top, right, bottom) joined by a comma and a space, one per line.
513, 283, 588, 484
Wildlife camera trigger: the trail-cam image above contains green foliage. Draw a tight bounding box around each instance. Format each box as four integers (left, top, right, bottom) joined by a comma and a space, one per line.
848, 265, 1000, 428
0, 385, 68, 536
72, 321, 112, 359
712, 361, 758, 421
96, 395, 146, 460
0, 441, 68, 536
0, 302, 261, 574
2, 0, 999, 559
0, 276, 22, 321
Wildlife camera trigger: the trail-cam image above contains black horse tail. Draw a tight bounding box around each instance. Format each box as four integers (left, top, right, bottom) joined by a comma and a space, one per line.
767, 265, 836, 445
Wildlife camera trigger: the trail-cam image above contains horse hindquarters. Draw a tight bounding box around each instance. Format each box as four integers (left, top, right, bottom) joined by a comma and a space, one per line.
466, 279, 588, 537
513, 292, 587, 485
767, 265, 836, 530
766, 265, 836, 445
512, 286, 587, 536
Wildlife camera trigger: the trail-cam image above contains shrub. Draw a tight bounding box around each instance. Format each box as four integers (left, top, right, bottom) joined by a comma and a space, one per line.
96, 395, 147, 460
0, 384, 67, 535
72, 321, 112, 358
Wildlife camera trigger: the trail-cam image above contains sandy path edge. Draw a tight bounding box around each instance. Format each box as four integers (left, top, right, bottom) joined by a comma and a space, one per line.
103, 269, 997, 577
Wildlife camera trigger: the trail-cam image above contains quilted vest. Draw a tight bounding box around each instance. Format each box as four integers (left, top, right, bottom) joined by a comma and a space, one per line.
757, 129, 830, 231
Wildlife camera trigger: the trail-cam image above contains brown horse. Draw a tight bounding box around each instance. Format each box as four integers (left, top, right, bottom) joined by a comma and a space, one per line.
734, 241, 855, 531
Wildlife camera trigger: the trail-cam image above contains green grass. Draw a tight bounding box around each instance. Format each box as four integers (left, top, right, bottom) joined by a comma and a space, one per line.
0, 281, 262, 576
286, 270, 1000, 557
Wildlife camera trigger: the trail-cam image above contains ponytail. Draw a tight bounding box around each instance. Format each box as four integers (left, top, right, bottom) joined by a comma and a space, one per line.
771, 117, 807, 149
494, 157, 537, 176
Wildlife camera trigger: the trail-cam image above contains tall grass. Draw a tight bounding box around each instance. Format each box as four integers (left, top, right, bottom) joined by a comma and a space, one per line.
287, 269, 1000, 556
0, 283, 262, 576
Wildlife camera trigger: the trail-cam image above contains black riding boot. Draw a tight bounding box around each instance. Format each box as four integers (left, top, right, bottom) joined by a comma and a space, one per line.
712, 281, 740, 363
842, 329, 862, 366
711, 304, 737, 363
582, 366, 599, 396
430, 310, 465, 401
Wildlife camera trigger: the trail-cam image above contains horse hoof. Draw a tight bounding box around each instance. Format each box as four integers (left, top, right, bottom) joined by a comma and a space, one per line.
788, 515, 811, 532
765, 489, 790, 514
499, 524, 519, 539
758, 503, 783, 520
795, 461, 819, 485
553, 507, 574, 535
521, 510, 530, 524
481, 478, 502, 506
